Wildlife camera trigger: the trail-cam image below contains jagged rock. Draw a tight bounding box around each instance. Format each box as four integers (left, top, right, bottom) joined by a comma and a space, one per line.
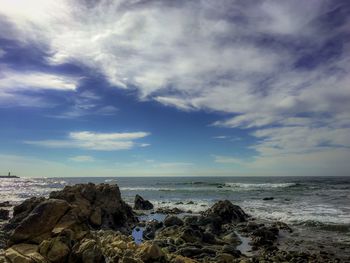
134, 195, 154, 210
50, 183, 136, 231
0, 209, 9, 221
5, 243, 47, 263
164, 216, 184, 227
203, 200, 247, 223
10, 199, 70, 244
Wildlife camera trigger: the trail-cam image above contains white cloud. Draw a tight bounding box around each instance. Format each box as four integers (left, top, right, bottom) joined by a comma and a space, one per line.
0, 69, 79, 91
25, 131, 150, 151
69, 155, 94, 162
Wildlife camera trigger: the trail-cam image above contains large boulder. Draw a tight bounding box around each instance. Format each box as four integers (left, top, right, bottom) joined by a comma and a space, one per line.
49, 183, 137, 231
10, 199, 70, 244
203, 200, 247, 223
134, 195, 153, 210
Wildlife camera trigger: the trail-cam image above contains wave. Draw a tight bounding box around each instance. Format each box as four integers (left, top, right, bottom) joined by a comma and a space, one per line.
299, 221, 350, 232
224, 182, 299, 190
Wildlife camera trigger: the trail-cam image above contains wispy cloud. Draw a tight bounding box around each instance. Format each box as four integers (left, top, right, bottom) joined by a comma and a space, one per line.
213, 155, 244, 165
69, 155, 95, 162
0, 69, 79, 91
25, 131, 150, 151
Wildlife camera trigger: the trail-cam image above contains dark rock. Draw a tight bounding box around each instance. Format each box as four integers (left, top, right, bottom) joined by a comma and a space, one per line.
0, 209, 9, 220
203, 200, 247, 223
143, 220, 163, 240
134, 194, 154, 210
177, 247, 203, 257
263, 197, 274, 201
164, 216, 184, 227
221, 245, 241, 257
0, 201, 11, 207
273, 221, 293, 233
249, 226, 279, 248
155, 207, 184, 214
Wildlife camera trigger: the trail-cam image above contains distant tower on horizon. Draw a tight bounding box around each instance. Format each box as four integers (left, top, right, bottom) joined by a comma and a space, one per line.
8, 172, 10, 177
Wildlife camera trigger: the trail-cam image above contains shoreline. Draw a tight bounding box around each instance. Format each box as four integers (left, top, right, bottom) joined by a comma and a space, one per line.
1, 182, 348, 262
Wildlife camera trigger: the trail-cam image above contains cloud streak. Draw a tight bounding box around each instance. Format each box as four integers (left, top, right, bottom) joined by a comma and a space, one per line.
25, 131, 150, 151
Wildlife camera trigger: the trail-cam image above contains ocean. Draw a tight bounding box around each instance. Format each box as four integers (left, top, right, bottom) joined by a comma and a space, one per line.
1, 176, 350, 242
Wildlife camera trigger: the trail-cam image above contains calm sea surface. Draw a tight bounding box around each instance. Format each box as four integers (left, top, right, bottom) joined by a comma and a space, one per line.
1, 176, 349, 239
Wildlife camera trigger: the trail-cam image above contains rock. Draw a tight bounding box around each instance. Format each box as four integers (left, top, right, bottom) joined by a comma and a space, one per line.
0, 209, 9, 220
203, 200, 247, 223
50, 183, 137, 231
138, 242, 165, 262
39, 237, 70, 263
72, 238, 105, 263
5, 243, 47, 263
0, 202, 11, 207
249, 226, 279, 248
221, 245, 241, 257
134, 195, 154, 210
187, 201, 194, 205
10, 199, 70, 244
143, 220, 163, 240
272, 221, 293, 233
263, 197, 274, 201
155, 207, 184, 214
164, 216, 184, 227
4, 197, 46, 232
177, 247, 203, 257
90, 207, 102, 226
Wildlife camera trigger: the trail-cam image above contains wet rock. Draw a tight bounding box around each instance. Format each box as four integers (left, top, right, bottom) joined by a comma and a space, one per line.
164, 216, 184, 227
0, 202, 11, 208
134, 195, 154, 210
203, 200, 247, 223
143, 220, 163, 240
263, 197, 274, 201
272, 221, 293, 233
156, 207, 184, 214
10, 199, 70, 244
249, 226, 279, 248
0, 209, 9, 221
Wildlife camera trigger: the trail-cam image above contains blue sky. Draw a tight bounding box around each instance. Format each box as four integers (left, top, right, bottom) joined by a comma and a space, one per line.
0, 0, 349, 177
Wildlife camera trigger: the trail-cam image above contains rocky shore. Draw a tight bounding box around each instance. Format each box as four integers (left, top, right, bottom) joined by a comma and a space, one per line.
0, 183, 346, 263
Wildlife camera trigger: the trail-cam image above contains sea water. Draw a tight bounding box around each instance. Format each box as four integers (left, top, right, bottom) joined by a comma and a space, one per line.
1, 176, 349, 241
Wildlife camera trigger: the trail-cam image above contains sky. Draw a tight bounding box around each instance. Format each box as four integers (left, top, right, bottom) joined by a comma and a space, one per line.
0, 0, 349, 177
